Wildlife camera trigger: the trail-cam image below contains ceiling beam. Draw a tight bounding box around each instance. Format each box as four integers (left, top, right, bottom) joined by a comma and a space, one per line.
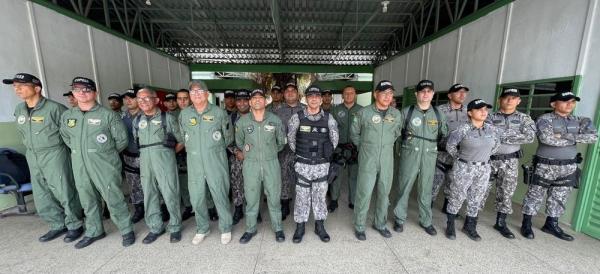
270, 0, 284, 62
333, 7, 381, 62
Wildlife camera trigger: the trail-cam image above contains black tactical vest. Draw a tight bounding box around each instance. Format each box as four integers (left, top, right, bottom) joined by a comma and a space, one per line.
295, 110, 333, 164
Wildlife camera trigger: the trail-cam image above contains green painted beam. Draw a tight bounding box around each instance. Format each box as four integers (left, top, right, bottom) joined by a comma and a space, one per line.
190, 64, 374, 73
203, 79, 261, 91
312, 81, 373, 94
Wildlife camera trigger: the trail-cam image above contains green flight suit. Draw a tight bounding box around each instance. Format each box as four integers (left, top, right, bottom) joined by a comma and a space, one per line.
330, 103, 363, 204
179, 104, 233, 233
14, 97, 83, 230
60, 103, 133, 237
393, 105, 448, 227
351, 104, 402, 232
134, 109, 183, 233
235, 111, 286, 233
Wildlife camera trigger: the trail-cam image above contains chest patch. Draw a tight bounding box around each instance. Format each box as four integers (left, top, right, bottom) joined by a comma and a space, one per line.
371, 115, 382, 124
151, 119, 162, 126
427, 119, 438, 126
384, 115, 395, 123
189, 117, 197, 126
31, 116, 44, 123
299, 125, 311, 132
411, 117, 422, 127
247, 125, 254, 133
96, 133, 108, 143
87, 119, 101, 126
67, 119, 77, 128
202, 115, 214, 122
212, 130, 222, 141
17, 115, 26, 124
337, 111, 346, 118
138, 120, 148, 129
264, 125, 275, 132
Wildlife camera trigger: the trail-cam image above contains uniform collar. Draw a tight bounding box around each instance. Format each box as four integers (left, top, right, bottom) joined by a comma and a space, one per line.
24, 96, 47, 112
144, 108, 163, 119
77, 102, 101, 113
303, 108, 324, 119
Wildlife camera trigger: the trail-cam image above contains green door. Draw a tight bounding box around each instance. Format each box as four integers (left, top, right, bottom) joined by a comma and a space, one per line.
573, 104, 600, 239
402, 87, 416, 107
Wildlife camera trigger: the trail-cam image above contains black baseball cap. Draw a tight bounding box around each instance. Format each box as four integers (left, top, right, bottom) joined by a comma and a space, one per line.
271, 85, 281, 92
448, 83, 469, 93
122, 89, 136, 98
322, 89, 332, 95
550, 91, 580, 102
251, 88, 266, 98
375, 80, 394, 92
3, 73, 42, 88
305, 85, 322, 96
71, 77, 96, 91
236, 89, 251, 100
416, 80, 434, 91
285, 81, 298, 89
499, 88, 520, 98
467, 99, 493, 111
224, 90, 235, 98
107, 92, 121, 100
63, 91, 73, 97
164, 93, 176, 101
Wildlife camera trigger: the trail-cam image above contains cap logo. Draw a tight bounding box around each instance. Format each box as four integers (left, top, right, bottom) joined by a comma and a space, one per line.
505, 88, 518, 93
381, 81, 392, 86
454, 84, 464, 89
561, 92, 574, 96
421, 82, 432, 87
15, 74, 25, 79
474, 99, 484, 104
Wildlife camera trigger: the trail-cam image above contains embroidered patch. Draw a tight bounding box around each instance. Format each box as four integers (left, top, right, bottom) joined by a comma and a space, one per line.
17, 115, 26, 124
247, 125, 254, 133
300, 125, 311, 132
67, 119, 76, 128
264, 125, 275, 132
320, 127, 328, 133
151, 119, 162, 126
87, 118, 101, 125
189, 117, 197, 126
371, 115, 382, 124
244, 144, 251, 152
202, 115, 214, 122
31, 116, 44, 123
337, 111, 346, 118
139, 120, 148, 129
427, 119, 438, 126
96, 133, 108, 143
383, 115, 395, 123
411, 117, 422, 127
212, 130, 222, 141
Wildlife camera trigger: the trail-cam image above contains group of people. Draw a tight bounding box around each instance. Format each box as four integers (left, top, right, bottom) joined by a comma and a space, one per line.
4, 71, 597, 250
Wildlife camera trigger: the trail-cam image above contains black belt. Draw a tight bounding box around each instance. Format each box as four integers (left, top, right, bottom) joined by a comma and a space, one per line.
139, 142, 162, 149
534, 156, 577, 165
296, 173, 328, 188
407, 134, 438, 143
490, 150, 522, 161
296, 157, 329, 165
458, 158, 489, 166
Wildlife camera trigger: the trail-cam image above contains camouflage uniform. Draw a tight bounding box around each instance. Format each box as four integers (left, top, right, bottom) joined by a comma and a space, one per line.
122, 110, 144, 206
432, 103, 469, 201
484, 111, 535, 214
522, 113, 598, 217
446, 123, 500, 217
274, 103, 306, 201
288, 109, 339, 223
228, 111, 246, 207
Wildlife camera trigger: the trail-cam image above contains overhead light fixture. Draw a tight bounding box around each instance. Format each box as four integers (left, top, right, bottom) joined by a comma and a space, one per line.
145, 0, 151, 6
381, 1, 389, 13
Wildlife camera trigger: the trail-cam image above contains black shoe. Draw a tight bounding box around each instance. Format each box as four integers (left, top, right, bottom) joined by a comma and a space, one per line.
131, 203, 145, 224
161, 204, 170, 222
355, 230, 366, 241
239, 231, 257, 244
420, 224, 437, 236
281, 199, 290, 221
142, 231, 165, 244
393, 222, 404, 233
122, 231, 136, 247
292, 222, 305, 243
208, 207, 219, 221
170, 231, 181, 243
181, 206, 194, 221
64, 227, 84, 243
275, 231, 285, 243
462, 216, 482, 241
74, 233, 106, 249
232, 205, 244, 225
372, 225, 392, 238
446, 214, 456, 240
315, 220, 331, 242
328, 200, 338, 213
39, 228, 67, 242
257, 212, 263, 223
494, 212, 515, 239
520, 214, 535, 239
348, 203, 354, 209
541, 216, 574, 241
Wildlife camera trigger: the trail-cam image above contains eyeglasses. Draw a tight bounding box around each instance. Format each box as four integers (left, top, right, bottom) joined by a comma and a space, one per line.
190, 89, 208, 94
136, 97, 156, 103
72, 87, 94, 93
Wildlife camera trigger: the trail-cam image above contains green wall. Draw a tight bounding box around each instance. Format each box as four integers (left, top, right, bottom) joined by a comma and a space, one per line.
0, 122, 27, 210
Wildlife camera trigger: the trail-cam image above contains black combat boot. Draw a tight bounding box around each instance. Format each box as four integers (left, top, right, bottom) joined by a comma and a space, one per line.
314, 220, 331, 242
181, 206, 194, 221
445, 213, 456, 240
281, 199, 290, 221
131, 203, 145, 224
462, 216, 482, 241
520, 214, 535, 239
292, 222, 305, 243
232, 205, 244, 225
494, 212, 515, 239
327, 200, 338, 213
208, 207, 219, 221
541, 216, 574, 241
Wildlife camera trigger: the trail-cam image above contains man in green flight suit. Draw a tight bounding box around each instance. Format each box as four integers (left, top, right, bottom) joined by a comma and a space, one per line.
236, 88, 287, 244
179, 80, 234, 245
59, 77, 134, 249
392, 80, 448, 236
351, 80, 403, 240
4, 73, 83, 243
133, 88, 185, 244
